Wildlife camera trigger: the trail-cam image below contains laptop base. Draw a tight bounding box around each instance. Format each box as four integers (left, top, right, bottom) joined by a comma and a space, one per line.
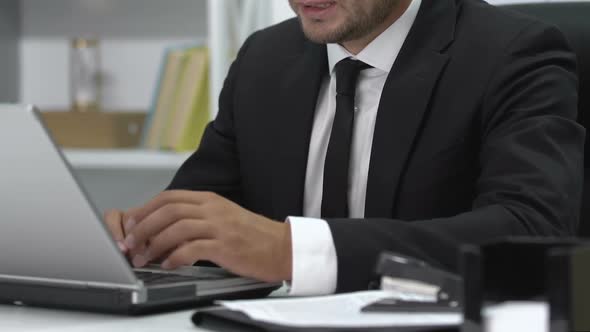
0, 281, 277, 315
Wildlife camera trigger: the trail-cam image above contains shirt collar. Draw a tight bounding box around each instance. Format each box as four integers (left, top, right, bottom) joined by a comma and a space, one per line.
327, 0, 422, 74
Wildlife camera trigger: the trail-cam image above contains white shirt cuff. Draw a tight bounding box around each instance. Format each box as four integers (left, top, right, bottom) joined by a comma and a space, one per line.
285, 216, 337, 296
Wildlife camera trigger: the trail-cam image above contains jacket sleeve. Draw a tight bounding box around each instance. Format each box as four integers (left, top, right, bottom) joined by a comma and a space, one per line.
327, 23, 585, 292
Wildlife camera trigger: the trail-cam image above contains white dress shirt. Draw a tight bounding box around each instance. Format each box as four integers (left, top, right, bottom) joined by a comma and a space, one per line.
287, 0, 422, 296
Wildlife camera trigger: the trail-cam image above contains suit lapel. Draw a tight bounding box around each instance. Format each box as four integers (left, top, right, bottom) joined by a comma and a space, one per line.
365, 0, 457, 218
270, 41, 328, 219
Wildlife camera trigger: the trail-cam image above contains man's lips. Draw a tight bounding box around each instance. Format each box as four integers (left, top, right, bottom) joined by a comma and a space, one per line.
302, 1, 335, 8
298, 1, 337, 18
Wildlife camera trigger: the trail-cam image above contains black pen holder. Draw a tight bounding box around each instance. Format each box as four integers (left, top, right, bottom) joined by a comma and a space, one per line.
460, 237, 590, 332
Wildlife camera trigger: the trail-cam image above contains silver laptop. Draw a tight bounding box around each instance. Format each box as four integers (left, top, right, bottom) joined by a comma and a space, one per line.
0, 104, 279, 314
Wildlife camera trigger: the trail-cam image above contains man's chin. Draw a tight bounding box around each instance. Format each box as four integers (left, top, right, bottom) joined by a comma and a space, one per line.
300, 23, 345, 44
303, 33, 332, 44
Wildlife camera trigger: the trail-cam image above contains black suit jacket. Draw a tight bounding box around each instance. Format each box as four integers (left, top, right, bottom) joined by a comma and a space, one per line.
168, 0, 585, 292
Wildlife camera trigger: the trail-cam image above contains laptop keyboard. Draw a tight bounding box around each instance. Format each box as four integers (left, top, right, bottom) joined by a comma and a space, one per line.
135, 270, 223, 285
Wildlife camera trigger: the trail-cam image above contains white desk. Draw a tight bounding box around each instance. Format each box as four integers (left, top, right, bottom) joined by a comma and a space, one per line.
0, 305, 208, 332
63, 149, 192, 171
0, 300, 548, 332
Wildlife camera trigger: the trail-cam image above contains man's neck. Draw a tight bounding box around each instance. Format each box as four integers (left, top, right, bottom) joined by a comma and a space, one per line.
341, 0, 413, 55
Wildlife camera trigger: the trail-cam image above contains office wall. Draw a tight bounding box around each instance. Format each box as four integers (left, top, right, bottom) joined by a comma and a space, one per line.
19, 0, 207, 111
271, 1, 295, 24
0, 0, 19, 103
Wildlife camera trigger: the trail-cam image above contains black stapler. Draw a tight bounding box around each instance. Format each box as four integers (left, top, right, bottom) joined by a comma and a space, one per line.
362, 252, 463, 313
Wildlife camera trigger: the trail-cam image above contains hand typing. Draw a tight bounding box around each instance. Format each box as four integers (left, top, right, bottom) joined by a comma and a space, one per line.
104, 191, 292, 283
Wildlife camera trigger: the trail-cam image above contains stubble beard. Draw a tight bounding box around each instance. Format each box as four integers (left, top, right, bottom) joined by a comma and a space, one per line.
300, 0, 401, 44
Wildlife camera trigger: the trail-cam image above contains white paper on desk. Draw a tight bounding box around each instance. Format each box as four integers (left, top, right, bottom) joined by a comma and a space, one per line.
484, 301, 548, 332
218, 290, 462, 328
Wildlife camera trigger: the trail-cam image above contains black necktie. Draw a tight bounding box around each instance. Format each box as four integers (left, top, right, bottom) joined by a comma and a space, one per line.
322, 58, 371, 218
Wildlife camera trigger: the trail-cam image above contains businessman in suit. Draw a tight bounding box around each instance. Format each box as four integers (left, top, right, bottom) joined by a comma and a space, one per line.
105, 0, 584, 294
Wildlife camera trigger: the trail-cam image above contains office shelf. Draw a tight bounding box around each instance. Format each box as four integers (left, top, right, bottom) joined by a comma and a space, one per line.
1, 0, 293, 114
63, 149, 192, 170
